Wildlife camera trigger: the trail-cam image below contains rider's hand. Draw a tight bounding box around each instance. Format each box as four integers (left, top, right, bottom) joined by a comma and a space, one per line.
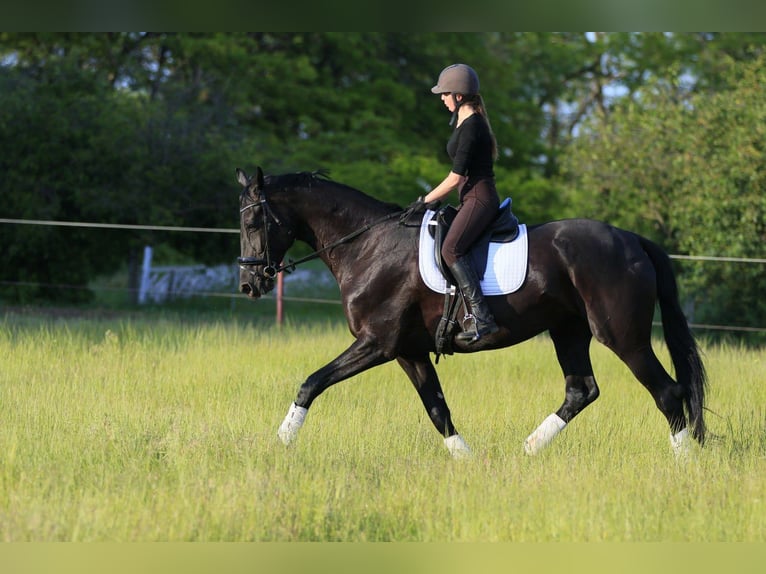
399, 197, 441, 225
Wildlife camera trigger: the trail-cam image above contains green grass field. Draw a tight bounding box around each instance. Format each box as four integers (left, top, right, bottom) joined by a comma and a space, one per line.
1, 310, 764, 541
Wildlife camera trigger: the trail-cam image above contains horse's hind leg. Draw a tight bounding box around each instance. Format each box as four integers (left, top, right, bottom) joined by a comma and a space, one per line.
396, 355, 471, 459
524, 323, 600, 455
619, 345, 690, 452
594, 292, 690, 452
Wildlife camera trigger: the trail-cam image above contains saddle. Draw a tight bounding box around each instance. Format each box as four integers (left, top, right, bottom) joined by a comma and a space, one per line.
429, 197, 519, 284
428, 198, 519, 360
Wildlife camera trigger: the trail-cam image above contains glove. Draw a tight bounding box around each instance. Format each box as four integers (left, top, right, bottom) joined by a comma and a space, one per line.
399, 197, 441, 225
424, 198, 441, 211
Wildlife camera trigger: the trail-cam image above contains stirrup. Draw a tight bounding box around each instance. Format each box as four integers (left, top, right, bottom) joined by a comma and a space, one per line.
456, 314, 498, 344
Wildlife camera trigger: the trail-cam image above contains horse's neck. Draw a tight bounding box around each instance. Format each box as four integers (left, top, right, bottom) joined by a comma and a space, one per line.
286, 187, 394, 248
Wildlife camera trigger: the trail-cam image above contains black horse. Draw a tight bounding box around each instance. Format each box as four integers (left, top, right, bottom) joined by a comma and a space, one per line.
237, 167, 706, 458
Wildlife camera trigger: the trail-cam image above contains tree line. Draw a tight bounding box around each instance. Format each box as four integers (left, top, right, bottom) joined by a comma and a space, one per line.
1, 33, 764, 331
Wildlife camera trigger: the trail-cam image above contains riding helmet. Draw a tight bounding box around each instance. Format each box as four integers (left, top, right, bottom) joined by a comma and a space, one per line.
431, 63, 480, 95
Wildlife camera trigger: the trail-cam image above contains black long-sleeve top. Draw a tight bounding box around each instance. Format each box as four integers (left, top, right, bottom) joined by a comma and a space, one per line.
446, 114, 495, 179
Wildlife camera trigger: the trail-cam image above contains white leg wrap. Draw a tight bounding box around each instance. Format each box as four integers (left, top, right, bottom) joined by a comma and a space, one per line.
277, 403, 308, 445
524, 413, 567, 455
670, 427, 690, 458
444, 434, 473, 459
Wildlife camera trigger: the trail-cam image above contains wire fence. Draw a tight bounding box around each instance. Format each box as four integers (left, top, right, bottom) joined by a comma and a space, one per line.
3, 217, 766, 333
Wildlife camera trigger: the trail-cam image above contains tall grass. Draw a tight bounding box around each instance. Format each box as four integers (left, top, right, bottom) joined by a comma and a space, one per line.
1, 313, 764, 541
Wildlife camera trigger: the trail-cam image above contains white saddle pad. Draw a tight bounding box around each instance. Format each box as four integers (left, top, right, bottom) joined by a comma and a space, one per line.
418, 209, 528, 295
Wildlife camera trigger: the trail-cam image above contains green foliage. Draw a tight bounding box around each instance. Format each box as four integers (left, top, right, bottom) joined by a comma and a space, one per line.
562, 56, 766, 328
0, 65, 124, 303
671, 60, 766, 326
0, 49, 240, 302
496, 168, 566, 224
2, 32, 766, 330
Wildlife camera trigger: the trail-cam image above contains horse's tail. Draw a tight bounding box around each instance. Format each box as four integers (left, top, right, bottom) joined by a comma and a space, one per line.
639, 235, 707, 444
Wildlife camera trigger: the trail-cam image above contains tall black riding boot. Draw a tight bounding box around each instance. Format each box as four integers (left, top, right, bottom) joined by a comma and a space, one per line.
448, 256, 499, 344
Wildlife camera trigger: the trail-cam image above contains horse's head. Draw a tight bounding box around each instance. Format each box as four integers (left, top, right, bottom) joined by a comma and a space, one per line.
236, 167, 295, 298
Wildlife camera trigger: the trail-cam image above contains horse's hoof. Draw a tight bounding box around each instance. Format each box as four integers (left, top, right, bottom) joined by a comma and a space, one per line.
670, 428, 691, 460
444, 434, 473, 459
277, 424, 297, 445
277, 403, 308, 445
524, 413, 567, 455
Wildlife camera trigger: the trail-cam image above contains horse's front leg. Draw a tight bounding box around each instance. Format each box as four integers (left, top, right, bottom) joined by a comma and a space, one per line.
396, 355, 472, 459
277, 336, 389, 445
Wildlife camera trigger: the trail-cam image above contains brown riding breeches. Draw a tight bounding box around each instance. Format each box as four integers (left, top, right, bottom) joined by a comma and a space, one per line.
441, 178, 500, 267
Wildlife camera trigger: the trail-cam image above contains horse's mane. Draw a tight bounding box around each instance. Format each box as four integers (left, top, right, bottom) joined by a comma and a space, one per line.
263, 169, 332, 190
263, 170, 401, 212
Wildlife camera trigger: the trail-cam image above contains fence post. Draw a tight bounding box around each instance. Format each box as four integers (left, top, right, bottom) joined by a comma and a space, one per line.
276, 264, 284, 326
138, 246, 153, 304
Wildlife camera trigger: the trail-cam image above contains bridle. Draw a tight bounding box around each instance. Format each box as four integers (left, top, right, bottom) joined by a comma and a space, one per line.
237, 194, 291, 281
238, 187, 402, 282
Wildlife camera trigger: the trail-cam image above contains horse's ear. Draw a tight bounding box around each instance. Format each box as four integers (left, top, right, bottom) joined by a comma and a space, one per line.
255, 166, 265, 190
236, 168, 249, 188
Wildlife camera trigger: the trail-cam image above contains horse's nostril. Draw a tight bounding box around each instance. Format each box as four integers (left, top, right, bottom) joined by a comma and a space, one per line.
240, 283, 252, 295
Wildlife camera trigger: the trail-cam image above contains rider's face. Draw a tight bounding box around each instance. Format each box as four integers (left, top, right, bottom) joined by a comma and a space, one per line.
441, 92, 462, 113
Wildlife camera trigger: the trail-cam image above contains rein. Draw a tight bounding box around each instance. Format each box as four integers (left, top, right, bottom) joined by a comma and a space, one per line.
238, 197, 402, 277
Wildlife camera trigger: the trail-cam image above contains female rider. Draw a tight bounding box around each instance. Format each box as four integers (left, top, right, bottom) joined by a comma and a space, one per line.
422, 63, 500, 343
